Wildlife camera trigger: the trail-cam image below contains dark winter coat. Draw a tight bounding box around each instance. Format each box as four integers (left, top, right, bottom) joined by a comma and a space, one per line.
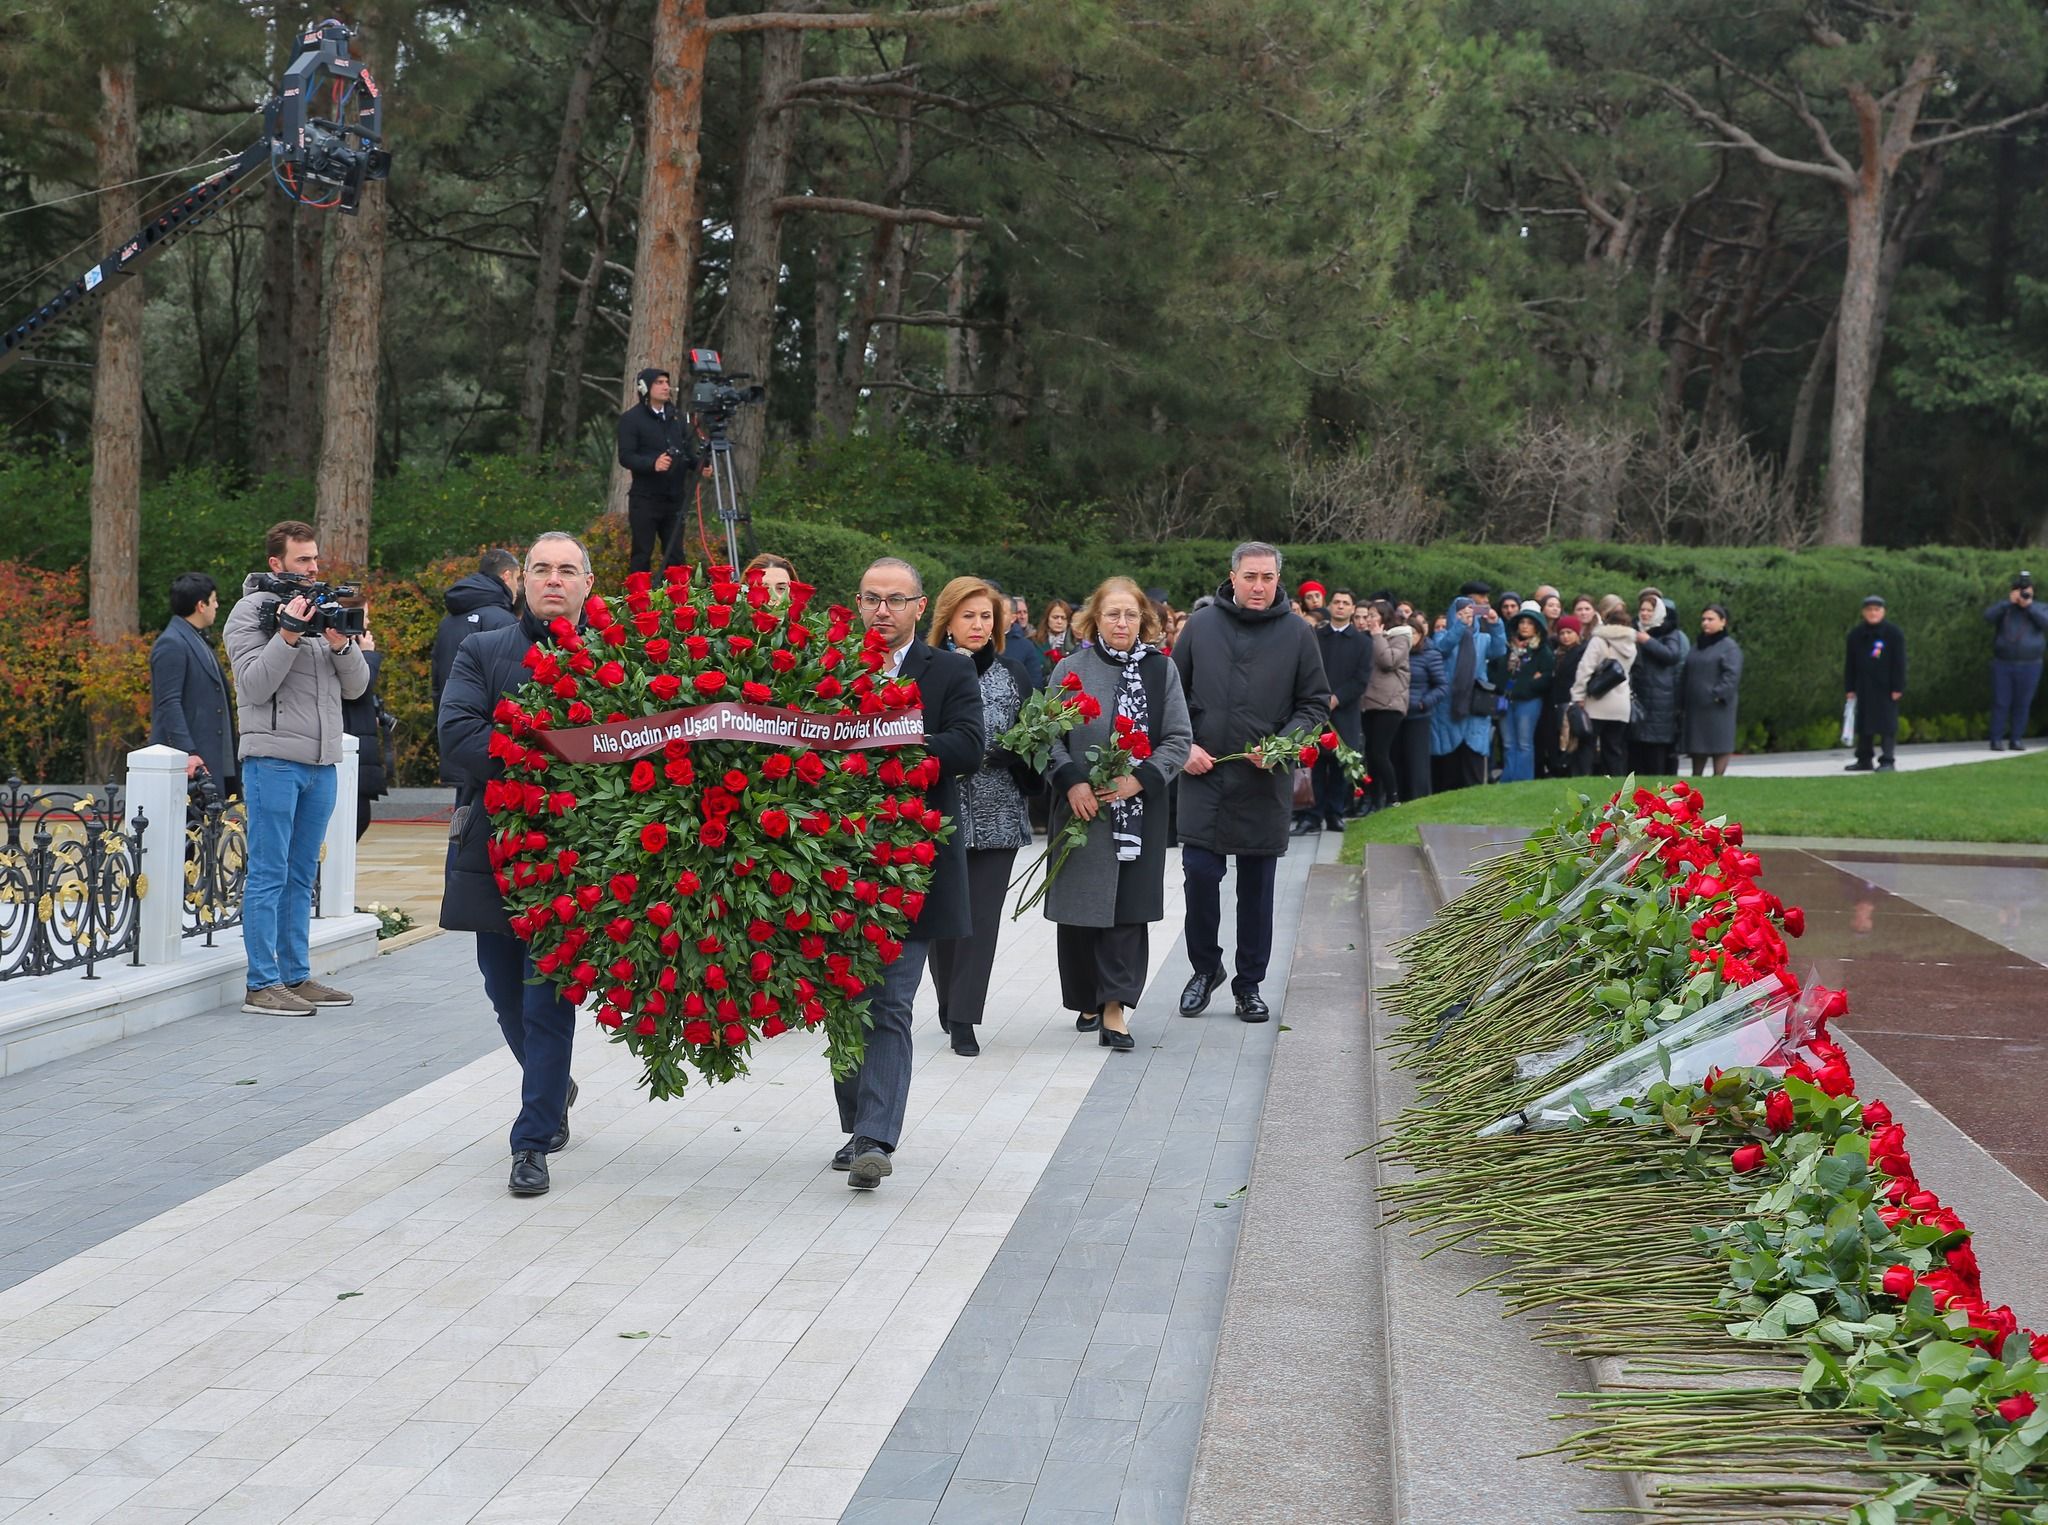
431, 571, 519, 715
893, 639, 988, 943
1629, 610, 1689, 745
1005, 624, 1048, 691
149, 616, 237, 789
1549, 640, 1587, 709
341, 650, 392, 800
1319, 621, 1375, 749
1846, 618, 1907, 732
1044, 645, 1193, 928
1680, 632, 1744, 757
1505, 612, 1553, 701
1405, 638, 1447, 719
1984, 598, 2048, 663
615, 401, 698, 507
1170, 580, 1330, 857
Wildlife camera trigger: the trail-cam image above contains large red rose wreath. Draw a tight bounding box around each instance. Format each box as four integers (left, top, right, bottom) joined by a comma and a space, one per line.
480, 564, 947, 1099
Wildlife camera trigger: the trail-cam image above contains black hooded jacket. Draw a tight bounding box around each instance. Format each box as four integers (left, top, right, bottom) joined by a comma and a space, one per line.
431, 571, 520, 714
1170, 580, 1330, 857
616, 371, 699, 506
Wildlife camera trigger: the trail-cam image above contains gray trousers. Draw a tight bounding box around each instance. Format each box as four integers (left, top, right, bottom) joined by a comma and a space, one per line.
836, 939, 931, 1150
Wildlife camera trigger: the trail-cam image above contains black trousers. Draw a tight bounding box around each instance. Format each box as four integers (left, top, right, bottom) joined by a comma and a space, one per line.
627, 494, 688, 574
1433, 743, 1487, 792
1854, 728, 1898, 766
928, 846, 1018, 1028
1630, 739, 1676, 776
1057, 921, 1151, 1013
1362, 709, 1403, 810
1183, 845, 1278, 998
1592, 719, 1630, 776
1395, 714, 1434, 802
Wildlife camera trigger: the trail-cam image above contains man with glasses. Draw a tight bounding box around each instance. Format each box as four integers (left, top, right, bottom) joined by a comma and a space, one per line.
438, 532, 595, 1197
1172, 541, 1330, 1023
834, 558, 986, 1190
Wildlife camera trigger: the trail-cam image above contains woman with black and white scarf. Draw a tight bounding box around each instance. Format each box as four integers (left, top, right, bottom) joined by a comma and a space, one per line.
1043, 578, 1194, 1051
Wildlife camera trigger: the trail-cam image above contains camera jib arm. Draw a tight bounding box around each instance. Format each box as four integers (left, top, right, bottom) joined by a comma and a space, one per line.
0, 18, 389, 379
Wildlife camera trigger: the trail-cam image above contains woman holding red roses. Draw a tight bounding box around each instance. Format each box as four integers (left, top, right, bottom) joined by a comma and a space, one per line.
1043, 578, 1193, 1051
924, 577, 1036, 1057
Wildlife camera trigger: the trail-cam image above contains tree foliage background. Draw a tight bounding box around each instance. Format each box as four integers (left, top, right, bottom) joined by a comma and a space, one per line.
5, 0, 2048, 575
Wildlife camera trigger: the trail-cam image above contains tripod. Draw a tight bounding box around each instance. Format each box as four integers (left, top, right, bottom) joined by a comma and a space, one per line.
700, 415, 750, 572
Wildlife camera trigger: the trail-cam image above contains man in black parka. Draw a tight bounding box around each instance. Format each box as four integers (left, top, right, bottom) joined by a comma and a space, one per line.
440, 532, 595, 1199
1845, 594, 1907, 772
615, 367, 702, 575
1171, 541, 1330, 1023
1311, 587, 1370, 832
836, 557, 986, 1191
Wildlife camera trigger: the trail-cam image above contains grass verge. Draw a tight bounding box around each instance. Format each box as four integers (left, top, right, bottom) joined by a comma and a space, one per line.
1339, 750, 2048, 861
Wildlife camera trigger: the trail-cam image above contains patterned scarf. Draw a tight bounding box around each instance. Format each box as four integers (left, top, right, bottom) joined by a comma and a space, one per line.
1097, 640, 1153, 861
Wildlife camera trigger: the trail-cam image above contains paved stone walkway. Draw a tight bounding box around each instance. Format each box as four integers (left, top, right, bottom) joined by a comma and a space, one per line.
0, 838, 1322, 1525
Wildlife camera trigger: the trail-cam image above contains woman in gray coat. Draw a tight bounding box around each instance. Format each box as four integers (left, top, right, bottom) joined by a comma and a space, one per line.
1680, 603, 1744, 776
1044, 578, 1193, 1051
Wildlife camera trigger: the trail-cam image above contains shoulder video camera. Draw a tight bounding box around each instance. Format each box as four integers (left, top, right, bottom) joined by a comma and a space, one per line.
254, 573, 367, 638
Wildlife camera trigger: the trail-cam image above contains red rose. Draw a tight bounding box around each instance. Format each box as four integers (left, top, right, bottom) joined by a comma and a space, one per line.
648, 674, 682, 702
749, 952, 774, 982
700, 819, 729, 848
630, 760, 657, 793
694, 671, 727, 695
742, 681, 772, 704
600, 624, 627, 648
566, 702, 593, 725
605, 916, 635, 944
815, 676, 843, 700
1060, 669, 1083, 691
800, 810, 832, 836
1817, 1059, 1855, 1097
683, 1020, 713, 1046
596, 1006, 623, 1029
1880, 1264, 1916, 1300
1077, 694, 1102, 720
1730, 1143, 1766, 1174
675, 870, 701, 896
609, 872, 639, 902
1297, 745, 1319, 767
822, 866, 850, 890
550, 792, 578, 816
1997, 1393, 2038, 1423
771, 649, 798, 673
645, 637, 671, 663
639, 822, 669, 853
794, 752, 828, 785
1763, 1090, 1795, 1133
723, 1022, 746, 1047
909, 840, 936, 866
596, 661, 626, 688
1862, 1100, 1893, 1130
635, 1014, 657, 1036
760, 809, 790, 839
1781, 905, 1806, 937
769, 870, 796, 897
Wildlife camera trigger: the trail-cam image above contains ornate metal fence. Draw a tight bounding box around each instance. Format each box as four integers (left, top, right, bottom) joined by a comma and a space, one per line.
183, 799, 250, 946
0, 779, 148, 981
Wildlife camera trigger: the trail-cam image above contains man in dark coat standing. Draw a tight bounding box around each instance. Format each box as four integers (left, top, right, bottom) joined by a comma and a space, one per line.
615, 367, 702, 575
1172, 542, 1330, 1023
439, 532, 595, 1198
836, 558, 986, 1189
1311, 588, 1370, 832
150, 573, 237, 796
1985, 571, 2047, 750
1845, 595, 1907, 771
431, 550, 521, 782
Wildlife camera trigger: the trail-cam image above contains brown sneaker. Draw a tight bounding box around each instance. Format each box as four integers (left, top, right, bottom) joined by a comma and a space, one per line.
288, 978, 354, 1008
243, 984, 317, 1016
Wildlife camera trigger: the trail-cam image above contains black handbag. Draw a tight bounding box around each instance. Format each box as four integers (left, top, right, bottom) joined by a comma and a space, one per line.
1584, 657, 1626, 698
1566, 701, 1595, 740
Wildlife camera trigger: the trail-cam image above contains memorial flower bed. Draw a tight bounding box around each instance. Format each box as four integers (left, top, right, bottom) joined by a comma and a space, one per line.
1379, 781, 2047, 1523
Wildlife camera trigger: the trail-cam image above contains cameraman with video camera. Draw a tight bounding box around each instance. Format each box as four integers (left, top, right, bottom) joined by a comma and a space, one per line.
1986, 570, 2048, 751
616, 366, 702, 575
223, 520, 370, 1017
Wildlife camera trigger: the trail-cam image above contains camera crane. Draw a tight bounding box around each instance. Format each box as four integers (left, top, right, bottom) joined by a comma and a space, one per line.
0, 18, 389, 380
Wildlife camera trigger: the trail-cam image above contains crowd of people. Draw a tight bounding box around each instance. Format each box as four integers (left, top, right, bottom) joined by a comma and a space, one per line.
140, 509, 2045, 1196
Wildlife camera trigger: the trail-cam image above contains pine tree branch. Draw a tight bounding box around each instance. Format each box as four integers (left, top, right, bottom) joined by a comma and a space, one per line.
1904, 100, 2048, 157
771, 195, 982, 229
1648, 77, 1856, 188
706, 2, 1002, 37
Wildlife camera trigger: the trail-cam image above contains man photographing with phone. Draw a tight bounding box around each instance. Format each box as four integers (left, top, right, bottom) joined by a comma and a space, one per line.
1986, 571, 2048, 751
616, 366, 704, 576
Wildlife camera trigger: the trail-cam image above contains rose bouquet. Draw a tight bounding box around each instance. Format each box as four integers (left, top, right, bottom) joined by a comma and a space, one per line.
478, 565, 949, 1100
994, 666, 1099, 775
1210, 725, 1336, 771
1009, 714, 1151, 919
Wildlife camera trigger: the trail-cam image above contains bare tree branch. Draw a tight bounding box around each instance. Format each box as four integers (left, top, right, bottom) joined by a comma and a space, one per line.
1905, 100, 2048, 157
1648, 77, 1856, 187
771, 194, 982, 228
706, 2, 1002, 37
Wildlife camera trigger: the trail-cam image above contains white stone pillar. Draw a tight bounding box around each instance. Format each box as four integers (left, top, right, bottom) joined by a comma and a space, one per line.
125, 744, 189, 966
318, 734, 360, 920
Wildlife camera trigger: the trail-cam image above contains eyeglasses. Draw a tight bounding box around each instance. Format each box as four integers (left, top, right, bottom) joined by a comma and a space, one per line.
857, 592, 918, 612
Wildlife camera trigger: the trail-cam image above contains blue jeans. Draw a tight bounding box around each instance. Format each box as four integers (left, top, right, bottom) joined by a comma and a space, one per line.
475, 932, 578, 1154
1990, 659, 2042, 745
1502, 699, 1543, 782
837, 940, 931, 1150
241, 756, 336, 991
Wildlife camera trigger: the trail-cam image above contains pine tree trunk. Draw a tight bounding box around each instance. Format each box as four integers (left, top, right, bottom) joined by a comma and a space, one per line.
812, 238, 846, 429
283, 214, 325, 475
944, 228, 974, 395
611, 0, 710, 519
1820, 185, 1884, 547
1784, 308, 1835, 491
89, 55, 142, 644
557, 134, 630, 451
251, 11, 298, 477
314, 14, 395, 573
722, 26, 804, 497
519, 0, 620, 454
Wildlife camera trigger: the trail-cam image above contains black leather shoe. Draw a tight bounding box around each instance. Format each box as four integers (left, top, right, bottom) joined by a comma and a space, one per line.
545, 1077, 580, 1153
1877, 759, 1895, 771
1236, 991, 1271, 1023
1991, 740, 2006, 751
847, 1136, 893, 1190
1289, 817, 1320, 836
832, 1141, 853, 1171
508, 1150, 549, 1196
938, 1009, 951, 1036
1099, 1025, 1134, 1052
1179, 969, 1224, 1018
950, 1027, 980, 1057
1845, 760, 1874, 772
1075, 1012, 1102, 1033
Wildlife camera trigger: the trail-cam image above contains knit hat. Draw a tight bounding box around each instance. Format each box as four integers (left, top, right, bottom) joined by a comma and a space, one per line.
1554, 614, 1583, 637
1297, 580, 1326, 599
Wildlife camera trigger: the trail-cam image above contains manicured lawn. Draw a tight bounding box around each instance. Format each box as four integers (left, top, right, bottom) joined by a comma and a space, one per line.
1339, 750, 2048, 859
